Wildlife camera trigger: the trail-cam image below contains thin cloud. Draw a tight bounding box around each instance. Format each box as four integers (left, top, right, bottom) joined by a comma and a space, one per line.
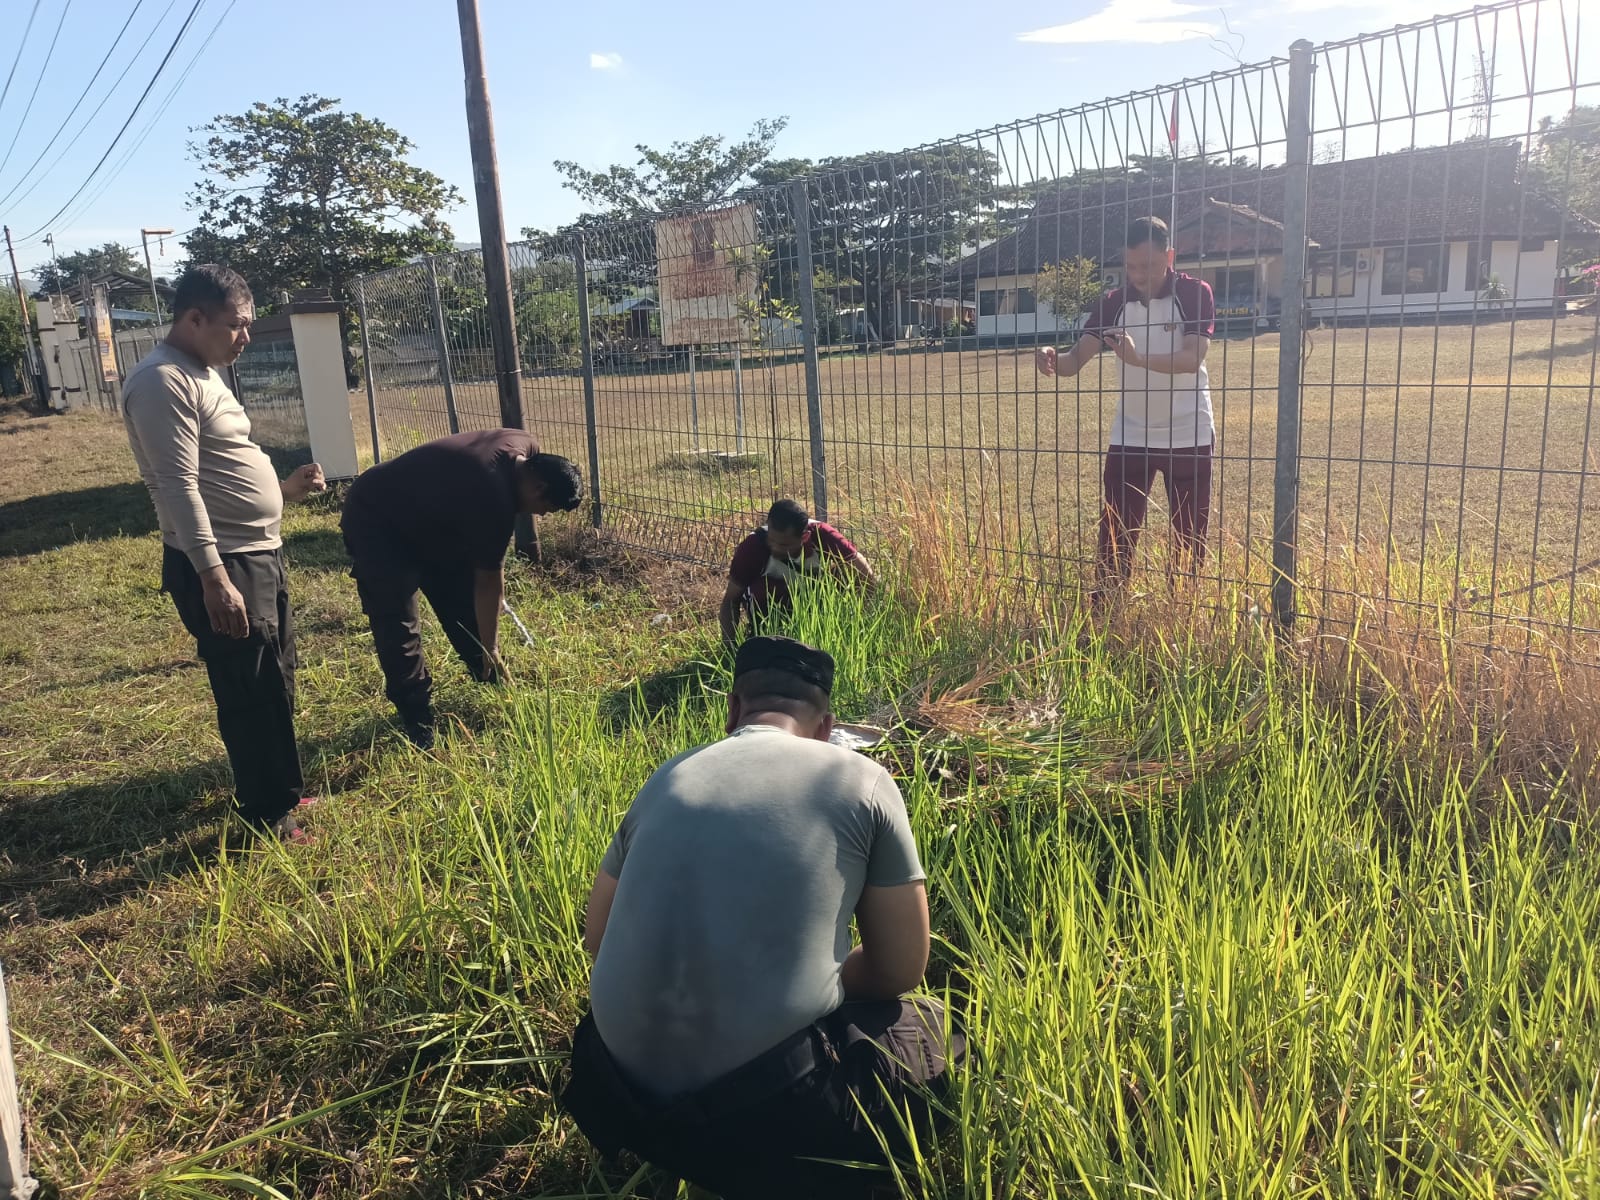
1020, 0, 1218, 45
589, 51, 623, 70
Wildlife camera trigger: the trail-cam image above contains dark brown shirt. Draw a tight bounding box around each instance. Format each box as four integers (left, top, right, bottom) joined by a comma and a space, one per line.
343, 428, 536, 570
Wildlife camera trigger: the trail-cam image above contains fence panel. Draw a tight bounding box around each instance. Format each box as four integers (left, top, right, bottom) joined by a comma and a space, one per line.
353, 0, 1600, 650
57, 320, 311, 464
1299, 3, 1600, 651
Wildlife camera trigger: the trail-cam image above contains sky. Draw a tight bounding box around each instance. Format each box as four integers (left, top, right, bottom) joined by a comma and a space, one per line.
0, 0, 1593, 283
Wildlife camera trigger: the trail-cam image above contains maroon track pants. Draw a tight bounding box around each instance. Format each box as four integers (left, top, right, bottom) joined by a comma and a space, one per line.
1096, 443, 1214, 586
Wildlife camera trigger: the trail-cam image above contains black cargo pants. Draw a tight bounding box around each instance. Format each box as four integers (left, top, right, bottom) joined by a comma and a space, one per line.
562, 996, 966, 1200
162, 545, 305, 828
340, 521, 489, 722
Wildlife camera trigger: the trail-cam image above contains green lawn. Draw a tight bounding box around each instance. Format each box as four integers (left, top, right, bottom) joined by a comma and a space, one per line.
2, 397, 1598, 1198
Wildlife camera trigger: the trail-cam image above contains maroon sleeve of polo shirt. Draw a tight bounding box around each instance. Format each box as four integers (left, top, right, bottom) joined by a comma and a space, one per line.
728, 532, 768, 586
810, 521, 858, 560
1080, 289, 1125, 342
1173, 274, 1216, 338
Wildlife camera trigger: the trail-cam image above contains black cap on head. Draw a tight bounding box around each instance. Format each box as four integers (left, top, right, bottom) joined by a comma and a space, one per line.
733, 635, 835, 696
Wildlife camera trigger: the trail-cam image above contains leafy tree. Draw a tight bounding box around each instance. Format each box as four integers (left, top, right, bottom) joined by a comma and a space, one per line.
759, 145, 1004, 342
184, 94, 460, 375
1530, 106, 1600, 263
551, 118, 789, 218
0, 288, 25, 370
32, 241, 145, 299
1034, 257, 1100, 325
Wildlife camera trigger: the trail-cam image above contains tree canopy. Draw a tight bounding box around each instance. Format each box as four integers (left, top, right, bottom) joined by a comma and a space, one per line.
32, 241, 146, 299
183, 94, 459, 312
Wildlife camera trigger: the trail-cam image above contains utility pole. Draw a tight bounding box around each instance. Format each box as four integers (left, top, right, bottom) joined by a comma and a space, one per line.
455, 0, 522, 433
141, 227, 174, 323
456, 0, 533, 554
4, 225, 42, 397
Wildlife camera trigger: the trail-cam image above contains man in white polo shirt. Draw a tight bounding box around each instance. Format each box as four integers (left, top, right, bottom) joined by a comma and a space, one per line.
1037, 215, 1216, 596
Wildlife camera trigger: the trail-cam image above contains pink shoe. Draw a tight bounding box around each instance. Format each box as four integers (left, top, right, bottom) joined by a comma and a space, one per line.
297, 796, 320, 809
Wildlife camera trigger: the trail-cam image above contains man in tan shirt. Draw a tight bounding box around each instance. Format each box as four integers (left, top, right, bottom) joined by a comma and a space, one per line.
123, 264, 325, 842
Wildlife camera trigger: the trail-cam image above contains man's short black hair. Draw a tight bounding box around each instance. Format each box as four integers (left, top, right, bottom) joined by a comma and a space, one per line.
526, 453, 583, 511
171, 264, 253, 320
767, 498, 809, 534
1126, 216, 1171, 251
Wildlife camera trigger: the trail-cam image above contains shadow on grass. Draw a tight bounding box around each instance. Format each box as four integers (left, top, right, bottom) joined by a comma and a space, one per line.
282, 524, 350, 570
0, 482, 158, 557
0, 714, 402, 925
601, 656, 727, 734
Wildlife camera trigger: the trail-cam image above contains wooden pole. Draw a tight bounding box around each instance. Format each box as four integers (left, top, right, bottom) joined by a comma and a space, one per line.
456, 0, 533, 554
4, 227, 41, 397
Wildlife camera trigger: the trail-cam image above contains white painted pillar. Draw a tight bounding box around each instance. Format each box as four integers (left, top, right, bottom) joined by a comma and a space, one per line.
287, 295, 360, 481
32, 299, 67, 412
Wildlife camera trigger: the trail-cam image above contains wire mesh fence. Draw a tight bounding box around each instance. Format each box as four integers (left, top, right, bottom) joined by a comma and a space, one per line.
354, 0, 1600, 652
54, 319, 311, 461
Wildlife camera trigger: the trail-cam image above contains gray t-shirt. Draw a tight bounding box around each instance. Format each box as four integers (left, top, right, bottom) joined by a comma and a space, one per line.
589, 723, 925, 1098
122, 342, 283, 573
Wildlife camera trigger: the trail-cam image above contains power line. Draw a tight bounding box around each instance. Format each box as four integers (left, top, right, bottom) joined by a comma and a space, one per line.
0, 0, 176, 219
0, 1, 44, 127
0, 0, 75, 179
16, 0, 205, 242
46, 0, 237, 240
0, 0, 150, 213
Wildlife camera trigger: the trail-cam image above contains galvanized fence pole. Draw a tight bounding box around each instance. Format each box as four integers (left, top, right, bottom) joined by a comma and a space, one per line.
688, 345, 699, 449
355, 277, 382, 465
790, 178, 829, 521
574, 237, 603, 529
424, 256, 461, 435
1271, 38, 1315, 631
733, 343, 745, 454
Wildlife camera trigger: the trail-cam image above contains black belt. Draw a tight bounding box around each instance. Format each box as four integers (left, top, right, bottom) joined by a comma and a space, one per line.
669, 1022, 831, 1126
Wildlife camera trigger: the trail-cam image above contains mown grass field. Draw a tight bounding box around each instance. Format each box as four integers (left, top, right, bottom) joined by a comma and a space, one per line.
2, 395, 1599, 1198
365, 316, 1600, 631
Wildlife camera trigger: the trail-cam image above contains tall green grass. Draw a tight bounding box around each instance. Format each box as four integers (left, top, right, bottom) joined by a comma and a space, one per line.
19, 547, 1600, 1199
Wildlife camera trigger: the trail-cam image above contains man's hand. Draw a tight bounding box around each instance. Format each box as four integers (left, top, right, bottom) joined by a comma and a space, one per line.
479, 647, 514, 685
200, 565, 249, 638
281, 463, 327, 503
1034, 346, 1058, 377
1107, 332, 1145, 368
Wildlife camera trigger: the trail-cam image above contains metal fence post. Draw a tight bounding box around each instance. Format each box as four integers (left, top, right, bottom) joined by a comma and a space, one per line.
355, 277, 382, 465
790, 178, 829, 520
425, 256, 461, 435
733, 343, 745, 454
575, 237, 603, 529
688, 345, 699, 449
1272, 39, 1315, 631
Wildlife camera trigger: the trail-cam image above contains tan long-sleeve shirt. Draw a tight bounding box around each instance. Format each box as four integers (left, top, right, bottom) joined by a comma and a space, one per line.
122, 342, 283, 573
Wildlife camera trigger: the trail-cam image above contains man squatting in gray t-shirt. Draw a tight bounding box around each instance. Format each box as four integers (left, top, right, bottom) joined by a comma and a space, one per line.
122, 265, 326, 842
561, 636, 967, 1199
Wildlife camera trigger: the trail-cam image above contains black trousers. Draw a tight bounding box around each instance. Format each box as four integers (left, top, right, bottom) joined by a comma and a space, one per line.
340, 524, 487, 719
562, 997, 966, 1200
162, 545, 305, 827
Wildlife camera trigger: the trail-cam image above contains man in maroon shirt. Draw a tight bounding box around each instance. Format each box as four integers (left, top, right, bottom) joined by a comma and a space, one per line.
341, 428, 582, 747
719, 499, 876, 647
1037, 216, 1216, 598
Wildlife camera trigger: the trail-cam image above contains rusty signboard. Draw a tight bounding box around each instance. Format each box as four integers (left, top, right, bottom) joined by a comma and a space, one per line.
91, 284, 119, 384
654, 203, 758, 345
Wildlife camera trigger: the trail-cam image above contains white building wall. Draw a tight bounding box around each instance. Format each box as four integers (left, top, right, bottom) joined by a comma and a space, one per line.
1306, 239, 1561, 320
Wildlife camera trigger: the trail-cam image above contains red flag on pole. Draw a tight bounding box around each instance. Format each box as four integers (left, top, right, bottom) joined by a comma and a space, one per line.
1168, 92, 1181, 149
